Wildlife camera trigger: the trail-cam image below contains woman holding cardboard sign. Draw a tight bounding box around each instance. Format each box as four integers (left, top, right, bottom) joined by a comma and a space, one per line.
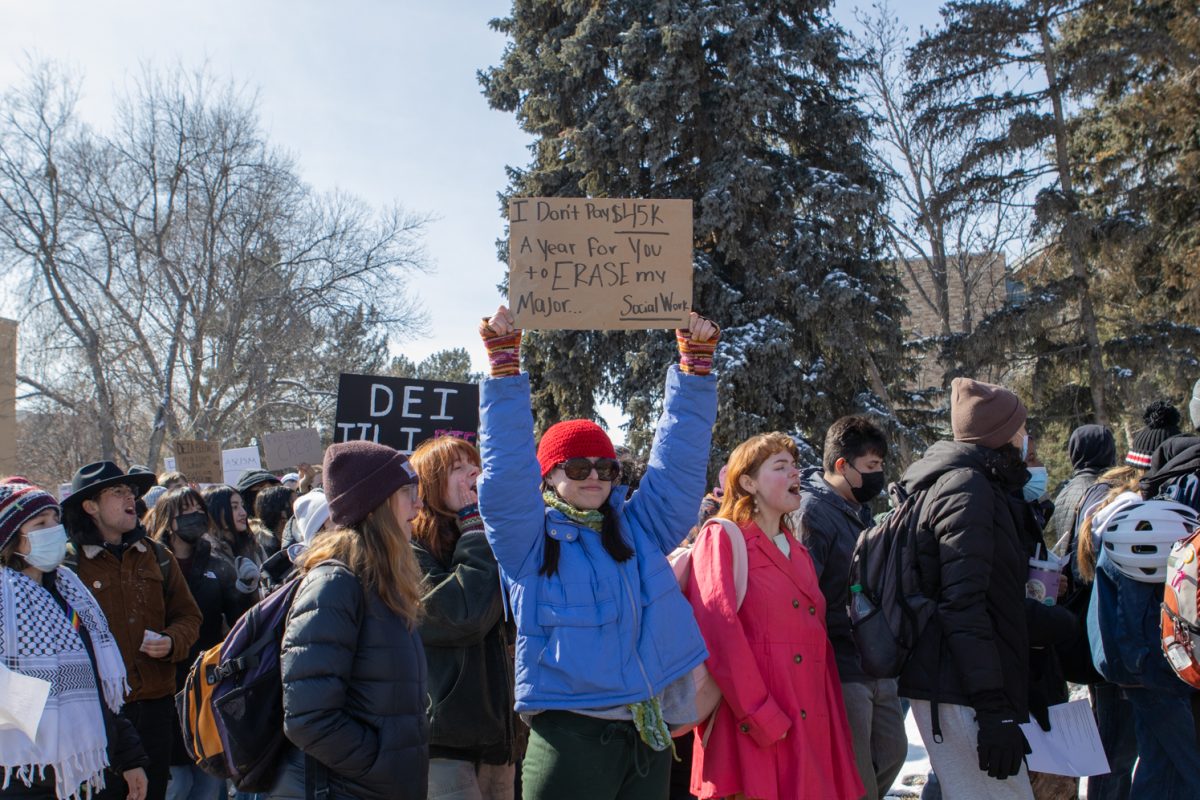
477, 306, 718, 800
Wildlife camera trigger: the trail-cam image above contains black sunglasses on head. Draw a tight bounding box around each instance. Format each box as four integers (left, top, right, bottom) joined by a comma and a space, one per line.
558, 457, 621, 481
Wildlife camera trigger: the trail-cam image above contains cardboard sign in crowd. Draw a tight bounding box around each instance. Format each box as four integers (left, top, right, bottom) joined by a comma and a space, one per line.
172, 440, 223, 484
261, 428, 323, 470
333, 374, 479, 454
508, 197, 693, 330
158, 198, 689, 476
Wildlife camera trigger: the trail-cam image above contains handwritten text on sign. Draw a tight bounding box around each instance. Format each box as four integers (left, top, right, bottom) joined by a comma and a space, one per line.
334, 374, 479, 454
173, 440, 223, 484
508, 198, 693, 329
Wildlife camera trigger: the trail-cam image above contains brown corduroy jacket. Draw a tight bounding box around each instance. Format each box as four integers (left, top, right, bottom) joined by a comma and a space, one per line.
68, 529, 202, 702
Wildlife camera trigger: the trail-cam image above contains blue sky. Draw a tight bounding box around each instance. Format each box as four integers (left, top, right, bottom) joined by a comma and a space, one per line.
0, 1, 943, 434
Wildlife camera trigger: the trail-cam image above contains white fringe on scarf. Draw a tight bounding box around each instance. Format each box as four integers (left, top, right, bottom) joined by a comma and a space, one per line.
1, 566, 129, 800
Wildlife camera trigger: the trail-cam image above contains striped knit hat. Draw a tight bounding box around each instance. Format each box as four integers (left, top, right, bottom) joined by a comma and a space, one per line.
0, 477, 61, 552
1126, 400, 1182, 468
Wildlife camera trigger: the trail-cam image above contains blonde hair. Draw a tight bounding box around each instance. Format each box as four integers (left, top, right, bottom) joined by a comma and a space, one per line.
716, 432, 799, 525
300, 501, 423, 627
1076, 465, 1144, 582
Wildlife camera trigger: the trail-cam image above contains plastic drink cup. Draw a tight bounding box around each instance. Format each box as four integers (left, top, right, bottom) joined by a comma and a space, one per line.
1027, 557, 1063, 606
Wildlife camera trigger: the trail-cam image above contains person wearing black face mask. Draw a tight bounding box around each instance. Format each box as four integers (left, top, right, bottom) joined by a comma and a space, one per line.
796, 416, 905, 800
146, 488, 253, 800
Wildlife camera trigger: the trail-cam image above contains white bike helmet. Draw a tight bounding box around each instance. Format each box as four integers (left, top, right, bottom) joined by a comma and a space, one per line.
1100, 498, 1200, 583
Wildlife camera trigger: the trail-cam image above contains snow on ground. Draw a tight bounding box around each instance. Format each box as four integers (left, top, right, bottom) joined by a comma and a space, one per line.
885, 703, 1094, 799
885, 708, 930, 798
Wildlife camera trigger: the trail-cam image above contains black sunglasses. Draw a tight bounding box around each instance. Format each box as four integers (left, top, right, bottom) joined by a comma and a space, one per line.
558, 457, 621, 481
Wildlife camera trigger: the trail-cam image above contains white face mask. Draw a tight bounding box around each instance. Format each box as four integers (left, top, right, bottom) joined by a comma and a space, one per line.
24, 524, 68, 571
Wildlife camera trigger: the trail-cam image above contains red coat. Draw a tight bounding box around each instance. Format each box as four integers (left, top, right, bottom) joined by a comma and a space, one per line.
685, 520, 863, 800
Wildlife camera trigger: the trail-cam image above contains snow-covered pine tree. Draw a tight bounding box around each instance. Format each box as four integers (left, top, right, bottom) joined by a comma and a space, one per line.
481, 0, 912, 468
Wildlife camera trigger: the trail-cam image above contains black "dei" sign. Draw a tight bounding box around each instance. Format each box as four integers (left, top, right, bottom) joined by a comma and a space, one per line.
333, 373, 479, 453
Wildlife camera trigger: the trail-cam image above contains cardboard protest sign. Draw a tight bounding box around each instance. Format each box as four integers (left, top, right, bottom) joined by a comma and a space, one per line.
262, 428, 323, 470
173, 440, 223, 484
334, 374, 479, 454
222, 446, 263, 487
508, 198, 693, 329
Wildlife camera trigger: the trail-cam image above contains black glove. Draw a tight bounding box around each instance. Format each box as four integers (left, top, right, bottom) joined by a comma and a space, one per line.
1028, 699, 1051, 732
976, 710, 1031, 780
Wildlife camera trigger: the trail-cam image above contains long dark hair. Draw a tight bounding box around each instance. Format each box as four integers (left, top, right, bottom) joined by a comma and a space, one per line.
203, 485, 240, 534
254, 485, 294, 535
202, 485, 257, 559
539, 495, 633, 578
147, 487, 210, 544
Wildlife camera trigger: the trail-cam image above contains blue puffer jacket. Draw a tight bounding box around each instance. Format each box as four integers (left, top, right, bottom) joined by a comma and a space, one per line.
478, 365, 715, 713
1088, 548, 1190, 694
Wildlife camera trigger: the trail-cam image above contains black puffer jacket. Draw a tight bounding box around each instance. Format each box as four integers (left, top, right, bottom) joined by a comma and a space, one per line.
897, 440, 1031, 719
276, 562, 428, 800
795, 466, 874, 683
169, 535, 252, 765
415, 524, 517, 765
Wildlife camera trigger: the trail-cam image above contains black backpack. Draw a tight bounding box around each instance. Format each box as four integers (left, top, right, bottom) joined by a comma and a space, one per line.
847, 483, 936, 678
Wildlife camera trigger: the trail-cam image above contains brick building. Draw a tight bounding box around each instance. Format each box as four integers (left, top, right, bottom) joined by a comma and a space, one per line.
895, 252, 1010, 389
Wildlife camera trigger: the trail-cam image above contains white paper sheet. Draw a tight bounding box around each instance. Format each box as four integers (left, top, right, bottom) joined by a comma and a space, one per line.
222, 446, 263, 487
1020, 699, 1111, 777
0, 661, 51, 742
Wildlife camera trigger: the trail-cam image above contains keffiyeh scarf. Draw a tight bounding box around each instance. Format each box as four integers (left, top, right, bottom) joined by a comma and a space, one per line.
1, 566, 128, 800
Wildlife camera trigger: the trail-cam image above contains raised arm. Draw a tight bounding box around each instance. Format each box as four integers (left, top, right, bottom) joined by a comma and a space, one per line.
416, 506, 504, 647
477, 305, 550, 580
625, 314, 719, 553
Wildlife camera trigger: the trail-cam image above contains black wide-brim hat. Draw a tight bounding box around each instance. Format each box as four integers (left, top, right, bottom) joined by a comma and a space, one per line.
61, 460, 157, 512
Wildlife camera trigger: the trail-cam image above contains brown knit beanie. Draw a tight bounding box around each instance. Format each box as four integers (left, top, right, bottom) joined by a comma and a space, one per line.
323, 441, 418, 527
950, 377, 1028, 450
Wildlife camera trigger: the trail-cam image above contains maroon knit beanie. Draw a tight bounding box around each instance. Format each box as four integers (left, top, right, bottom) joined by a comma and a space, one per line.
537, 420, 617, 478
323, 441, 418, 527
950, 377, 1027, 450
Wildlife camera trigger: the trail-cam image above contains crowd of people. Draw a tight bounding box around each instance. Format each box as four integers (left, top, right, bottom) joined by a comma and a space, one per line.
2, 307, 1200, 800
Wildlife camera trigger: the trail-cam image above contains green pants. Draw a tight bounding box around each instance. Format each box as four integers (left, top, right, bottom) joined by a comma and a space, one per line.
522, 711, 673, 800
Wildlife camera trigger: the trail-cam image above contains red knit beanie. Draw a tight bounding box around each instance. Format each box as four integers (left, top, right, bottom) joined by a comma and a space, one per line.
323, 441, 418, 527
537, 420, 617, 478
950, 377, 1027, 450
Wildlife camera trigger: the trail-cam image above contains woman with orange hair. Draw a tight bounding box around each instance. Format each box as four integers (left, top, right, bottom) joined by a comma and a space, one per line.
410, 435, 518, 800
684, 433, 862, 800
